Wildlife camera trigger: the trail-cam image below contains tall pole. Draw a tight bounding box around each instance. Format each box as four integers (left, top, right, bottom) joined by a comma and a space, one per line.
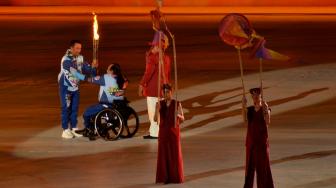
237, 47, 247, 123
157, 31, 163, 125
172, 35, 178, 127
162, 12, 178, 127
164, 33, 179, 127
156, 0, 179, 127
163, 18, 177, 101
259, 58, 264, 100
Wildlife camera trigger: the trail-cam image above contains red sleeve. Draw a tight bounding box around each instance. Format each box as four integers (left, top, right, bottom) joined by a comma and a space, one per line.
140, 53, 156, 86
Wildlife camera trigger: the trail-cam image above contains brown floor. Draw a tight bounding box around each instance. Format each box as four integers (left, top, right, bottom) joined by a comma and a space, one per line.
0, 14, 336, 187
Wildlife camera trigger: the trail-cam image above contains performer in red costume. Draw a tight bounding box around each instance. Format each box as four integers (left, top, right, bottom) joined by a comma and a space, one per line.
243, 88, 274, 188
155, 84, 184, 184
139, 31, 171, 139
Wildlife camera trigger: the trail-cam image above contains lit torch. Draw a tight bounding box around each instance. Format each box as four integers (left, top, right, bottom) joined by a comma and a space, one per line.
156, 0, 163, 9
92, 12, 100, 62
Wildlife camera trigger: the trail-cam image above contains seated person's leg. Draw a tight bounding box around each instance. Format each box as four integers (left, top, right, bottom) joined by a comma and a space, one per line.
83, 104, 106, 129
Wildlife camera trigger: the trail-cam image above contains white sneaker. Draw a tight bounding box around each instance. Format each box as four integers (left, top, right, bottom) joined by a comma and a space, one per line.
71, 128, 83, 138
62, 129, 74, 139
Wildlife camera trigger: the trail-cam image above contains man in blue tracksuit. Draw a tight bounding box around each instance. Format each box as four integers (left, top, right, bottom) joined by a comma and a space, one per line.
58, 40, 98, 139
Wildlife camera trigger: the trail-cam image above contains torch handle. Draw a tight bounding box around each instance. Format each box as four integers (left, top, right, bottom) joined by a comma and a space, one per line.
93, 39, 99, 62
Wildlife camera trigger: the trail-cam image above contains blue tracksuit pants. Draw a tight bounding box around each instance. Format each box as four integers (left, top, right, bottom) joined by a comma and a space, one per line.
83, 104, 108, 128
59, 84, 80, 130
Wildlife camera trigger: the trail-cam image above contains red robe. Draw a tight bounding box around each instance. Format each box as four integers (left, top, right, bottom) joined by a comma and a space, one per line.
156, 100, 184, 184
244, 106, 274, 188
140, 52, 171, 97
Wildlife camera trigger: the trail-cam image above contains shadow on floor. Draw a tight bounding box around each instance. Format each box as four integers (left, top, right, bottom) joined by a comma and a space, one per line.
293, 177, 336, 188
185, 149, 336, 182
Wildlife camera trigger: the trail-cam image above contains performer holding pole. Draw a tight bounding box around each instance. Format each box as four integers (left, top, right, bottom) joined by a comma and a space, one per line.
155, 84, 184, 184
139, 31, 171, 139
246, 31, 288, 188
219, 14, 291, 187
243, 88, 274, 188
150, 1, 183, 183
139, 0, 173, 139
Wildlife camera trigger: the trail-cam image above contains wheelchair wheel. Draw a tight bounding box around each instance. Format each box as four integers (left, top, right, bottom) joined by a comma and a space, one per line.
120, 106, 140, 138
94, 108, 123, 141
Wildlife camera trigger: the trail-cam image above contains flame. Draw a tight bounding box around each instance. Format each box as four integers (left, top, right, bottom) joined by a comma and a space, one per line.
93, 12, 99, 40
156, 0, 163, 8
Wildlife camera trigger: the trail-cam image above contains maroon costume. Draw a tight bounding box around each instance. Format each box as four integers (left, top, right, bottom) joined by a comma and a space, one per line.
244, 106, 274, 188
156, 100, 184, 184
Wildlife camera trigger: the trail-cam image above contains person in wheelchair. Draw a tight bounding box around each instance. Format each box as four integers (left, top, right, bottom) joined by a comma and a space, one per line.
73, 63, 129, 138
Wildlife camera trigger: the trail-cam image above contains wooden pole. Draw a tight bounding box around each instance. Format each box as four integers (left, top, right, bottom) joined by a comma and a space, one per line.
173, 36, 178, 127
170, 34, 178, 128
157, 31, 163, 125
164, 22, 178, 101
259, 58, 264, 100
93, 40, 95, 60
237, 47, 247, 123
162, 15, 178, 127
155, 2, 179, 127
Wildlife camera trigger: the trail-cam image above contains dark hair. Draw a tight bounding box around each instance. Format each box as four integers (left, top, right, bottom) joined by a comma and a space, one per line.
249, 87, 261, 95
162, 84, 172, 91
70, 40, 82, 47
110, 63, 125, 89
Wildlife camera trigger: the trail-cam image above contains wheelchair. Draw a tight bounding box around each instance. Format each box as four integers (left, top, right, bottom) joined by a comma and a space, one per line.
85, 99, 140, 141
